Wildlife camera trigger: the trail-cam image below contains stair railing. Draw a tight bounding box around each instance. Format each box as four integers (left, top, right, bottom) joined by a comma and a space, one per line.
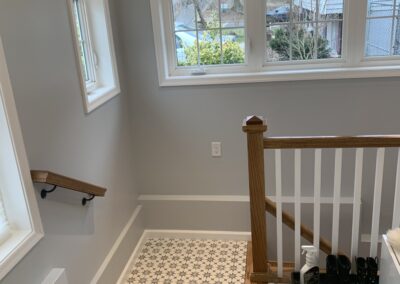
243, 116, 400, 283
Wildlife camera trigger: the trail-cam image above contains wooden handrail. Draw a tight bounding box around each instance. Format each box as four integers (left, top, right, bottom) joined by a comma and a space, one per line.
31, 170, 106, 197
265, 197, 345, 257
264, 135, 400, 149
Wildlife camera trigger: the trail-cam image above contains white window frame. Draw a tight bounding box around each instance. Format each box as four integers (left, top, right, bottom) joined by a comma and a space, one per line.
67, 0, 120, 113
0, 38, 43, 281
150, 0, 400, 86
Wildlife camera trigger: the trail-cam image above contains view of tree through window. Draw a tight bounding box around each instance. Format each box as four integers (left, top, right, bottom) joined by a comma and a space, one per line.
172, 0, 245, 67
365, 0, 400, 56
266, 0, 343, 62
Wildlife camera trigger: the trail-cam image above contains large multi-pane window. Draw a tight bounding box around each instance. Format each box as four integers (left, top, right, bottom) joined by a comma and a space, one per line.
150, 0, 400, 85
266, 0, 344, 62
365, 0, 400, 56
172, 0, 246, 67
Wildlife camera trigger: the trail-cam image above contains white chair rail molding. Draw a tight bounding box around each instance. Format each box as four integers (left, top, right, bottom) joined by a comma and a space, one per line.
0, 38, 43, 281
150, 0, 400, 86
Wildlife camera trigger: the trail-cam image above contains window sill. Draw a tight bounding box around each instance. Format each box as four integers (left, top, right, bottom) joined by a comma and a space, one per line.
0, 230, 43, 280
159, 65, 400, 87
85, 85, 121, 113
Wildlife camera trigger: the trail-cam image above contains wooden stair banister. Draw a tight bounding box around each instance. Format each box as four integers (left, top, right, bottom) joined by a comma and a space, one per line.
264, 135, 400, 149
31, 170, 106, 205
265, 197, 345, 257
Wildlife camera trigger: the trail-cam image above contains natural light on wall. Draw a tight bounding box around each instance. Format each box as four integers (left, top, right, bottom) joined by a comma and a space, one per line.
150, 0, 400, 86
68, 0, 120, 113
0, 38, 43, 280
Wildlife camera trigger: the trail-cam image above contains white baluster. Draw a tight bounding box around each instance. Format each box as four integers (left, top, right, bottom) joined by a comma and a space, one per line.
295, 149, 301, 270
332, 149, 343, 255
313, 149, 322, 252
370, 148, 385, 257
392, 149, 400, 229
275, 150, 283, 278
351, 148, 364, 265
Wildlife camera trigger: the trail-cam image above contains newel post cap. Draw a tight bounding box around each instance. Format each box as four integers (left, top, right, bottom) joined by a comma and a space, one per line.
242, 116, 267, 133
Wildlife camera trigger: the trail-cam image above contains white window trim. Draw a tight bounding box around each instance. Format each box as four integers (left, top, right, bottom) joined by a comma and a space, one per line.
67, 0, 120, 113
150, 0, 400, 86
0, 38, 43, 281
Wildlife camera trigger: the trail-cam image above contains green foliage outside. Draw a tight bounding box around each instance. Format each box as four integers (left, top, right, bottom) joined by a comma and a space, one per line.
182, 38, 245, 66
269, 27, 331, 60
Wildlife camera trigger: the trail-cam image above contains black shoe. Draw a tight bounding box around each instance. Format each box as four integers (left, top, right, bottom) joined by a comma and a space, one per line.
356, 257, 367, 284
366, 257, 378, 284
337, 255, 351, 283
326, 255, 338, 283
291, 271, 300, 284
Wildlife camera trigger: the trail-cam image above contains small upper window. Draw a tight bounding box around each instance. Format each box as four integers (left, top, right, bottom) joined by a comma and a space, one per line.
365, 0, 400, 57
266, 0, 344, 62
172, 0, 246, 67
68, 0, 120, 113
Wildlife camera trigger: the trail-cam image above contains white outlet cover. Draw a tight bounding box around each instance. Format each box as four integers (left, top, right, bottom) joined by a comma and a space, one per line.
211, 142, 222, 157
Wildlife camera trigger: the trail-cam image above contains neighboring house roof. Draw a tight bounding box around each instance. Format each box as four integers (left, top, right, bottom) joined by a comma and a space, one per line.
294, 0, 343, 15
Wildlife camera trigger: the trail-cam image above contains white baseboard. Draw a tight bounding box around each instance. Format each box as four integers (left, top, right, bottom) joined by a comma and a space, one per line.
91, 205, 143, 284
117, 229, 251, 283
42, 268, 68, 284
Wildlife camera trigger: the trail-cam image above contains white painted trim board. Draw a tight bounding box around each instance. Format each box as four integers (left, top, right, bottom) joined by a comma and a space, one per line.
90, 205, 142, 284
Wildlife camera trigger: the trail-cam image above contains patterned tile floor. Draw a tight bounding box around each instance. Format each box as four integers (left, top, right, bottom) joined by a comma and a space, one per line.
125, 238, 247, 284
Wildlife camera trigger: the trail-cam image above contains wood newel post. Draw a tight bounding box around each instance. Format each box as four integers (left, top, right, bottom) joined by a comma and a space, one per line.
243, 116, 268, 273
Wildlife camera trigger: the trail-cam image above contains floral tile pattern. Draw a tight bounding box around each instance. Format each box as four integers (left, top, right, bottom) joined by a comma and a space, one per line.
126, 238, 247, 284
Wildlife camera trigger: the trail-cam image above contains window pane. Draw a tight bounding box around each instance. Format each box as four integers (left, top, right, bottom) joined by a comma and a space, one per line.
317, 21, 342, 58
266, 0, 343, 62
175, 31, 198, 66
221, 0, 245, 27
367, 0, 399, 17
196, 0, 220, 29
292, 0, 317, 22
172, 0, 196, 31
172, 0, 246, 67
291, 23, 316, 60
198, 30, 222, 65
267, 24, 291, 61
319, 0, 343, 21
266, 0, 291, 24
73, 0, 90, 82
222, 28, 245, 64
393, 17, 400, 55
365, 18, 393, 56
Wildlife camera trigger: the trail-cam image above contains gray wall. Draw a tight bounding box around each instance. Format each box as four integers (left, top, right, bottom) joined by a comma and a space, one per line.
120, 0, 400, 196
118, 0, 400, 254
0, 0, 142, 283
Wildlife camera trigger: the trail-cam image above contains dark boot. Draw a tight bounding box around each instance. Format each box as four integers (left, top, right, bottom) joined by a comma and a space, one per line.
356, 257, 367, 284
337, 255, 351, 283
366, 257, 378, 284
326, 255, 338, 283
